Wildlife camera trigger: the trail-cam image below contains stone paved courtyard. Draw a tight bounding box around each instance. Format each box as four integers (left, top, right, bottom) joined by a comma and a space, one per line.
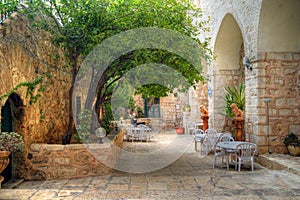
1, 132, 300, 200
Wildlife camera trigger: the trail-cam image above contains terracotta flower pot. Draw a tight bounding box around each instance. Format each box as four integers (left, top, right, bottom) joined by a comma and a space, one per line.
0, 151, 11, 188
175, 127, 185, 134
287, 145, 300, 156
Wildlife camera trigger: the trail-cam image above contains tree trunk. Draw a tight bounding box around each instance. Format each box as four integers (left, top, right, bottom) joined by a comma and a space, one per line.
62, 55, 78, 144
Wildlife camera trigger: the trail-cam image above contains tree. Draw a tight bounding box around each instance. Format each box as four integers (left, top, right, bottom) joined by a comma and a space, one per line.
25, 0, 212, 143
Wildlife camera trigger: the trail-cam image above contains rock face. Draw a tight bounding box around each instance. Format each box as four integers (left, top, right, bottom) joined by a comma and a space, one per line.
0, 12, 71, 178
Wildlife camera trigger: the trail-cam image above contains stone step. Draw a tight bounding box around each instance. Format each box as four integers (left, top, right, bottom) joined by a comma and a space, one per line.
2, 178, 24, 189
257, 154, 300, 176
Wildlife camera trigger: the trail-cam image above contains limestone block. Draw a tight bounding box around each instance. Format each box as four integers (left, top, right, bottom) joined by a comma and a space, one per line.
67, 144, 85, 150
279, 109, 292, 116
55, 166, 76, 178
74, 152, 91, 163
44, 144, 65, 152
29, 169, 47, 180
31, 156, 49, 164
31, 143, 42, 152
267, 52, 293, 60
275, 98, 285, 106
273, 77, 285, 87
55, 157, 70, 165
271, 122, 283, 134
284, 68, 298, 75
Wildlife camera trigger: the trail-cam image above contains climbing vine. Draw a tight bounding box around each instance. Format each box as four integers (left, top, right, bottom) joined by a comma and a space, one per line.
0, 73, 52, 105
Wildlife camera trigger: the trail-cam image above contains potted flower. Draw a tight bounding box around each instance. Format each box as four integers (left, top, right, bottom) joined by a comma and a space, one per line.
182, 105, 191, 112
175, 121, 184, 134
283, 132, 300, 156
0, 132, 25, 153
0, 132, 25, 186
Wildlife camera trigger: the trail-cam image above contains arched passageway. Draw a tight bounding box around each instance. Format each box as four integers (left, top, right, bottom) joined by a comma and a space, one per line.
209, 13, 245, 132
1, 93, 25, 184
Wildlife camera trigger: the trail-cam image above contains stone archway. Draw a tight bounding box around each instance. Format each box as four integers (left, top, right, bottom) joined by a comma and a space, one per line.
250, 0, 300, 154
0, 93, 25, 183
209, 13, 245, 132
1, 100, 13, 132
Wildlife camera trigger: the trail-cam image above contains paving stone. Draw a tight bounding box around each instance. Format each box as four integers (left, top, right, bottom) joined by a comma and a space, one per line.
1, 133, 300, 199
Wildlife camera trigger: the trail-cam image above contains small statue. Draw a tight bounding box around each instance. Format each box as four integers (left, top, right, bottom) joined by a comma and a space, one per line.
199, 105, 208, 117
230, 103, 244, 120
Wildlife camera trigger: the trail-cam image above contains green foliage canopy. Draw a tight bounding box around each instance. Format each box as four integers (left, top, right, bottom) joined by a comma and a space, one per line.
25, 0, 212, 105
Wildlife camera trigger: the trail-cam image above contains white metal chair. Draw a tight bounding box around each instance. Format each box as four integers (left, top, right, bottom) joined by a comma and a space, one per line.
187, 122, 196, 135
137, 124, 151, 142
193, 129, 205, 151
125, 124, 135, 142
235, 143, 257, 171
212, 133, 234, 170
202, 128, 218, 155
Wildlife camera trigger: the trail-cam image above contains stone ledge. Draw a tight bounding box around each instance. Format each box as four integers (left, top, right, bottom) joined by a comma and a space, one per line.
257, 154, 300, 176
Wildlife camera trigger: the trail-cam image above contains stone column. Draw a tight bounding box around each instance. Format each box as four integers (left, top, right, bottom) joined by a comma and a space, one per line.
201, 116, 209, 131
183, 111, 190, 134
199, 105, 209, 131
234, 119, 244, 141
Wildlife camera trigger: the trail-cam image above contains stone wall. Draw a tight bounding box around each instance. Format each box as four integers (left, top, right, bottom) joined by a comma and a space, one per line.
131, 82, 208, 132
246, 52, 300, 154
0, 12, 71, 178
26, 129, 124, 180
26, 143, 112, 180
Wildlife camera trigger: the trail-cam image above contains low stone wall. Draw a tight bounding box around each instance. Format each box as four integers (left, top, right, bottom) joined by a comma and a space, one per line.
26, 130, 125, 180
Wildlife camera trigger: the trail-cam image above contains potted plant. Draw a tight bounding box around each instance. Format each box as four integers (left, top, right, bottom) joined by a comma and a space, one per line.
175, 121, 184, 134
182, 105, 191, 112
0, 132, 24, 187
0, 132, 25, 153
283, 133, 300, 156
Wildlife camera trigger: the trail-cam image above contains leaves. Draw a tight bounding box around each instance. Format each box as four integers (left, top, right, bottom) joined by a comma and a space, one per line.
0, 132, 25, 153
0, 73, 52, 105
223, 83, 245, 117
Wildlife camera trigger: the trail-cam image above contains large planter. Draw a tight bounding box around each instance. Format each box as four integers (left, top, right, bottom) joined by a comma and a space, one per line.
175, 127, 185, 134
0, 151, 11, 188
287, 145, 300, 156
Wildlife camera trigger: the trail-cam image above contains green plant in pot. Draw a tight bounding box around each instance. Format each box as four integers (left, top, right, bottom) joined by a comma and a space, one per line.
0, 132, 24, 153
183, 105, 191, 112
283, 133, 300, 156
224, 83, 245, 118
174, 121, 184, 134
0, 132, 24, 186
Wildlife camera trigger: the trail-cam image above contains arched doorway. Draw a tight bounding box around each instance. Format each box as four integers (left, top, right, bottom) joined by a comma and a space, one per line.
1, 93, 25, 184
1, 100, 13, 132
210, 13, 245, 132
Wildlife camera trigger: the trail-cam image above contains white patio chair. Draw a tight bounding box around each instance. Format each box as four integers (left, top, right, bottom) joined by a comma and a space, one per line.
125, 124, 135, 142
193, 129, 205, 151
187, 122, 196, 135
212, 133, 234, 170
137, 124, 150, 142
202, 128, 218, 155
235, 142, 257, 171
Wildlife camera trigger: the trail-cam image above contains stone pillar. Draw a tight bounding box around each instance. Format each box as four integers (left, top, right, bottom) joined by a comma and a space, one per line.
234, 119, 244, 141
199, 105, 209, 131
201, 116, 209, 131
183, 111, 190, 134
230, 103, 245, 141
